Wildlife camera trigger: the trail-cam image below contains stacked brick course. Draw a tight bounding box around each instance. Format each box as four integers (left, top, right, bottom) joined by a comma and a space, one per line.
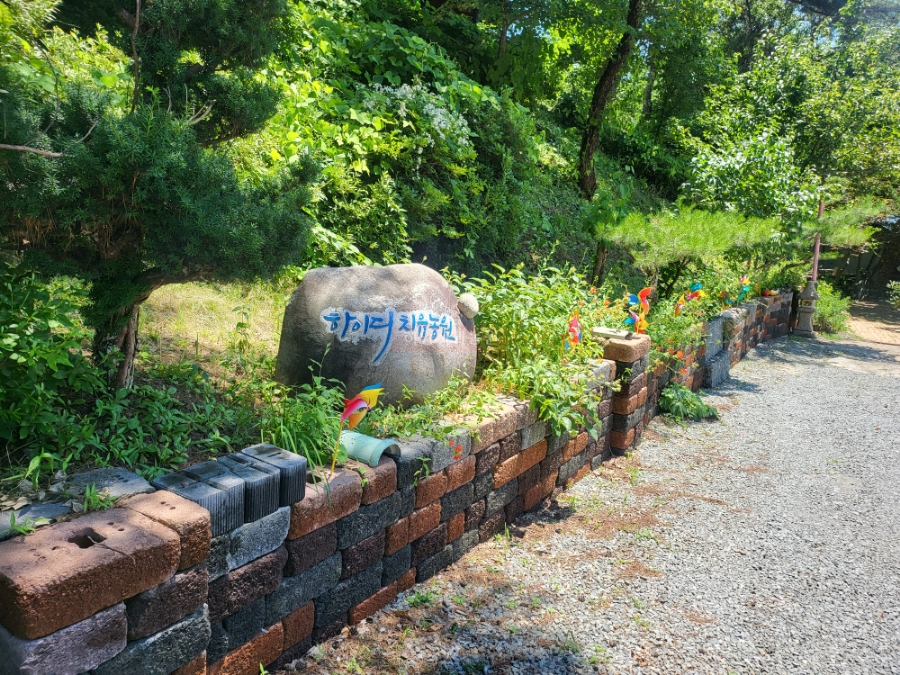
0, 294, 791, 675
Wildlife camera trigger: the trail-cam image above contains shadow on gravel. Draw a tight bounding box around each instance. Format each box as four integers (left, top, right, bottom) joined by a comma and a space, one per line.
742, 336, 899, 365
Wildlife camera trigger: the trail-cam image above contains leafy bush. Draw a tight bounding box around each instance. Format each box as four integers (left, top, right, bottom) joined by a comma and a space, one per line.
659, 384, 718, 422
888, 281, 900, 309
814, 280, 851, 334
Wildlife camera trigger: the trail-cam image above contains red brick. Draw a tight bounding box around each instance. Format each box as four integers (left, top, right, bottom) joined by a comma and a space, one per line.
348, 582, 399, 624
519, 439, 547, 472
0, 508, 180, 639
120, 490, 211, 570
492, 453, 522, 488
541, 452, 564, 481
446, 512, 466, 543
282, 602, 314, 649
384, 517, 409, 556
288, 469, 361, 539
613, 387, 647, 415
408, 503, 441, 541
596, 332, 650, 362
618, 371, 646, 397
396, 568, 417, 593
172, 652, 206, 675
610, 428, 637, 451
561, 439, 580, 463
357, 456, 397, 505
284, 523, 337, 576
470, 404, 518, 453
415, 471, 448, 508
523, 468, 558, 511
215, 622, 283, 675
597, 398, 612, 419
574, 431, 588, 453
445, 456, 475, 491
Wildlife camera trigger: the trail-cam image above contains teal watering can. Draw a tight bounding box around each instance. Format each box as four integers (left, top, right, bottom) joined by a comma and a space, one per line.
341, 431, 399, 467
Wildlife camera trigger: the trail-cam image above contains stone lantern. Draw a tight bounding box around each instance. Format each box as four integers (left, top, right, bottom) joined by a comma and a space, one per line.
794, 280, 820, 337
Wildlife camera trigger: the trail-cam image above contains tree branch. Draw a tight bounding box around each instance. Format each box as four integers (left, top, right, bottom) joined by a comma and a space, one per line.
0, 144, 62, 158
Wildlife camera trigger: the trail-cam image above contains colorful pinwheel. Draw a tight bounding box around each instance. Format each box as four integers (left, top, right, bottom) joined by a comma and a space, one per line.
675, 294, 687, 316
627, 287, 653, 315
563, 310, 582, 351
685, 282, 706, 302
624, 310, 648, 334
331, 383, 384, 475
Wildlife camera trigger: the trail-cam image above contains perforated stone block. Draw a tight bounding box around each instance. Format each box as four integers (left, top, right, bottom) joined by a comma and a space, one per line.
121, 490, 212, 570
0, 508, 180, 640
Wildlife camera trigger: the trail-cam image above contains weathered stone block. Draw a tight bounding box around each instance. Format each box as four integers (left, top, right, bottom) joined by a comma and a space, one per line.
472, 471, 493, 501
359, 456, 397, 505
593, 331, 650, 362
311, 614, 346, 643
381, 544, 411, 587
704, 350, 731, 388
546, 432, 570, 456
121, 490, 212, 570
617, 371, 646, 398
497, 432, 522, 463
387, 440, 430, 490
0, 508, 180, 640
519, 439, 547, 472
478, 510, 505, 542
240, 444, 307, 507
348, 582, 399, 623
470, 404, 517, 453
465, 500, 485, 531
0, 603, 125, 675
612, 406, 645, 433
558, 451, 586, 484
475, 443, 499, 476
181, 463, 245, 535
206, 621, 229, 665
218, 454, 280, 523
284, 522, 337, 577
342, 530, 385, 579
69, 467, 153, 499
282, 602, 314, 650
227, 506, 289, 571
410, 523, 447, 566
397, 485, 416, 518
591, 447, 613, 471
92, 605, 210, 675
615, 352, 649, 380
126, 563, 207, 640
336, 491, 400, 549
264, 552, 341, 625
171, 651, 206, 675
519, 420, 547, 451
541, 451, 565, 482
208, 534, 229, 582
612, 387, 647, 415
208, 547, 286, 623
416, 544, 453, 583
610, 427, 636, 452
314, 563, 383, 628
492, 453, 522, 488
440, 483, 474, 521
505, 496, 524, 523
288, 469, 361, 540
222, 597, 265, 649
451, 529, 478, 562
485, 479, 517, 516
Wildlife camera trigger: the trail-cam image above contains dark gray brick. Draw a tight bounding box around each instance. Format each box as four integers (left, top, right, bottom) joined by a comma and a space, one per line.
382, 544, 412, 587
416, 545, 453, 583
440, 483, 474, 521
336, 491, 401, 549
313, 563, 383, 627
265, 553, 341, 625
222, 597, 265, 649
485, 479, 518, 516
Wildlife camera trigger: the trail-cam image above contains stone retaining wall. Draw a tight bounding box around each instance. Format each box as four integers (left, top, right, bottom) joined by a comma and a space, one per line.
0, 294, 791, 675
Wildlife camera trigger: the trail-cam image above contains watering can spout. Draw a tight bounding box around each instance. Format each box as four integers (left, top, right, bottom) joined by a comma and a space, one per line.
341, 431, 399, 467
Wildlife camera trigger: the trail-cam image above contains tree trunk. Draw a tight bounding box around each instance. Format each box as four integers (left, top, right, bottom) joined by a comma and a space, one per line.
577, 0, 643, 198
641, 62, 655, 122
93, 304, 141, 389
591, 242, 609, 286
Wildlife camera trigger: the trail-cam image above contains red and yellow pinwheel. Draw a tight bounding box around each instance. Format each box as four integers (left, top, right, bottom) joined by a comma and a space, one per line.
563, 310, 582, 351
331, 383, 384, 475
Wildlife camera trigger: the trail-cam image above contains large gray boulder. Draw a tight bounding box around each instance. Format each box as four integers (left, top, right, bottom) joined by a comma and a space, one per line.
275, 264, 477, 405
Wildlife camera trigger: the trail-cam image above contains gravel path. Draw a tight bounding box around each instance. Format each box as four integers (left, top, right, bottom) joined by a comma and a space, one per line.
278, 336, 900, 675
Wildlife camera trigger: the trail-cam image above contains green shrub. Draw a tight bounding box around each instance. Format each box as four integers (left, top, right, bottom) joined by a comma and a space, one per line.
659, 384, 718, 422
813, 280, 851, 333
888, 280, 900, 309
